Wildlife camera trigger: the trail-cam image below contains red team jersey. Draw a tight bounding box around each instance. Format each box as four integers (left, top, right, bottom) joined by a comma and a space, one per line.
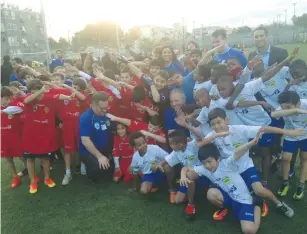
130, 98, 158, 122
112, 135, 134, 159
128, 120, 166, 145
1, 99, 24, 157
22, 93, 58, 154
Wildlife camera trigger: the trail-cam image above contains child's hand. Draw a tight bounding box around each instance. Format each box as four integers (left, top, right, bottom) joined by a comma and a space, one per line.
139, 130, 148, 136
261, 102, 275, 112
297, 109, 307, 115
175, 116, 188, 127
247, 55, 262, 70
93, 68, 103, 78
106, 113, 117, 121
19, 86, 27, 91
151, 163, 164, 172
225, 102, 235, 110
180, 176, 192, 187
289, 47, 300, 60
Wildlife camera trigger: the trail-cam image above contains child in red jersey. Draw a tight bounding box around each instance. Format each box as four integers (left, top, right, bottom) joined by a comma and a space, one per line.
112, 123, 134, 183
1, 87, 26, 188
56, 78, 87, 185
23, 79, 74, 194
106, 113, 166, 146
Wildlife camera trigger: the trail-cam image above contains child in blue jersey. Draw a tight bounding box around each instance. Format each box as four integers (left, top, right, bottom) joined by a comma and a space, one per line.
181, 140, 263, 233
198, 108, 300, 219
272, 91, 307, 200
129, 132, 168, 195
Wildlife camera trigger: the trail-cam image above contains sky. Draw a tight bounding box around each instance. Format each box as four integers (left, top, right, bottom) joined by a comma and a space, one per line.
5, 0, 307, 40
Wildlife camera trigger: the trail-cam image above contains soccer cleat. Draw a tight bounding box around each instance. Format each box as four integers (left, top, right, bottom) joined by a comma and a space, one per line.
213, 208, 228, 221
11, 176, 21, 189
62, 174, 72, 185
293, 187, 304, 201
276, 201, 294, 218
17, 168, 28, 177
169, 191, 177, 204
289, 169, 295, 177
44, 178, 56, 188
277, 183, 289, 197
29, 183, 38, 194
185, 203, 196, 220
261, 201, 269, 217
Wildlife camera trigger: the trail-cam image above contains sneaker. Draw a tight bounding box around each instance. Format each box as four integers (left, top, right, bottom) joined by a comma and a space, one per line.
80, 163, 87, 175
17, 168, 28, 177
277, 201, 294, 218
213, 208, 228, 221
289, 169, 295, 177
62, 174, 72, 185
261, 201, 269, 217
293, 187, 304, 200
277, 183, 289, 197
185, 203, 196, 220
169, 191, 177, 204
44, 178, 56, 188
11, 176, 21, 189
29, 183, 38, 194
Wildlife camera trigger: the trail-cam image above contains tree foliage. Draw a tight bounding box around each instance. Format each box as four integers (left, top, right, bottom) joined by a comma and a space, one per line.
292, 13, 307, 27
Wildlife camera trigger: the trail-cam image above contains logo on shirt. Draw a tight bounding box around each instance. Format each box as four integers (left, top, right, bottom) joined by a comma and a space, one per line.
33, 105, 38, 112
268, 80, 275, 88
94, 122, 100, 130
44, 107, 49, 113
151, 160, 156, 165
232, 142, 241, 148
222, 176, 231, 185
64, 100, 69, 105
301, 91, 307, 98
108, 96, 113, 102
238, 97, 245, 103
8, 114, 13, 119
106, 121, 110, 126
76, 101, 80, 107
188, 156, 195, 162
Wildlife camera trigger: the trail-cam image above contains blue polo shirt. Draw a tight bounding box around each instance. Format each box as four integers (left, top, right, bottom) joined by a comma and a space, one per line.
164, 108, 190, 137
214, 47, 247, 68
182, 71, 196, 104
50, 59, 64, 72
164, 60, 185, 76
79, 108, 113, 156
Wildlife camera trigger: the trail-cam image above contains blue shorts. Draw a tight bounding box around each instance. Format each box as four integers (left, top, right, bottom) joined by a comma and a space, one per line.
283, 138, 307, 154
258, 120, 276, 147
240, 167, 260, 191
141, 171, 165, 185
219, 188, 255, 222
178, 176, 210, 194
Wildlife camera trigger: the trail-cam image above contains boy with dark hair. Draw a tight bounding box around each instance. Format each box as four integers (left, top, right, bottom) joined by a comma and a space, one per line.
288, 59, 307, 99
272, 91, 307, 200
181, 138, 263, 233
197, 107, 300, 219
1, 86, 26, 188
129, 132, 168, 194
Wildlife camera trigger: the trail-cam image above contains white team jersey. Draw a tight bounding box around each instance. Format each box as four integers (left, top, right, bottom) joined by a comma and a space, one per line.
196, 106, 213, 137
166, 140, 201, 167
276, 99, 307, 141
289, 81, 307, 99
259, 66, 289, 109
194, 80, 212, 93
194, 155, 253, 204
206, 125, 260, 172
233, 79, 271, 126
130, 145, 168, 174
210, 98, 245, 126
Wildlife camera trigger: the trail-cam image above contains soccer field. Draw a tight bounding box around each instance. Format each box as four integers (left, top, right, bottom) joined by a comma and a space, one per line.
1, 159, 307, 234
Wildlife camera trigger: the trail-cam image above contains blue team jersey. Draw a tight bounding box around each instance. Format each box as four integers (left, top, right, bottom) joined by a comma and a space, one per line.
214, 48, 247, 68
164, 60, 185, 76
79, 108, 113, 156
50, 59, 64, 72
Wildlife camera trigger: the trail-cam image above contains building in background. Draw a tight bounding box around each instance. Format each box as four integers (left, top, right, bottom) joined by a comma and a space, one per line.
1, 4, 46, 63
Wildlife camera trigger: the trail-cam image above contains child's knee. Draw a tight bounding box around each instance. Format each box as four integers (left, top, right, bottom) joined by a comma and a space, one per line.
207, 188, 219, 201
242, 226, 257, 234
140, 186, 151, 195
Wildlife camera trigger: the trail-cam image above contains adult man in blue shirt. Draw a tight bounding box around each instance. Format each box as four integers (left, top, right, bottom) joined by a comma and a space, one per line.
50, 49, 64, 72
212, 29, 247, 68
79, 92, 114, 182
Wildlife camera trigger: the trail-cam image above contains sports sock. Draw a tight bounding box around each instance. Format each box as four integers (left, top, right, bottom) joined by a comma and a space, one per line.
66, 168, 71, 175
283, 180, 289, 186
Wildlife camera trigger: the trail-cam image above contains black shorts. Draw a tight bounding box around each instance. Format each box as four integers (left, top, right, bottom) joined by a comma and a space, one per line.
24, 152, 53, 159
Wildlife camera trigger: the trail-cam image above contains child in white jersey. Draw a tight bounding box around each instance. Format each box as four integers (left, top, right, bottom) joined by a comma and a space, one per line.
129, 132, 168, 195
198, 108, 302, 218
272, 91, 307, 200
181, 140, 264, 234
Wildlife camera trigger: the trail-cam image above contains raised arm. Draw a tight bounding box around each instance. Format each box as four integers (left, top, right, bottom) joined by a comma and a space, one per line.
23, 86, 46, 104
175, 116, 202, 142
140, 130, 166, 144
234, 136, 259, 160
127, 63, 143, 79
271, 108, 306, 118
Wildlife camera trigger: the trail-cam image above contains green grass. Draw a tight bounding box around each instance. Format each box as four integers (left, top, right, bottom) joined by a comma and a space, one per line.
245, 43, 307, 61
1, 159, 307, 234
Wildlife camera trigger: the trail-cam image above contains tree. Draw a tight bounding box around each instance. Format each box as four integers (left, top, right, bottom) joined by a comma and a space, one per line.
140, 38, 155, 52
48, 37, 58, 50
293, 13, 307, 27
125, 26, 141, 43
71, 21, 124, 51
58, 37, 70, 51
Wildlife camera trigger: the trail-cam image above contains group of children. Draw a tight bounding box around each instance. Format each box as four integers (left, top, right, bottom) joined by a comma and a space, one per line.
1, 42, 307, 234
